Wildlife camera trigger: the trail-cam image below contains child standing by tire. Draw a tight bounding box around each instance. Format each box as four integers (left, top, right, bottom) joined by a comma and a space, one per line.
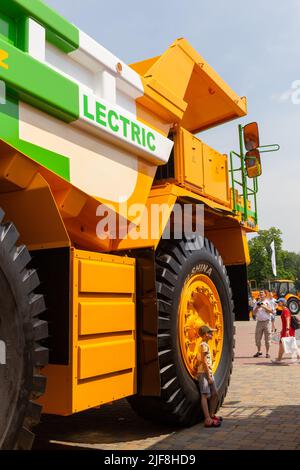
197, 325, 222, 427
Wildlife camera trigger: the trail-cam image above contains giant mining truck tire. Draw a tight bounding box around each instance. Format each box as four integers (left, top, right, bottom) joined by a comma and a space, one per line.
129, 235, 235, 426
0, 209, 48, 450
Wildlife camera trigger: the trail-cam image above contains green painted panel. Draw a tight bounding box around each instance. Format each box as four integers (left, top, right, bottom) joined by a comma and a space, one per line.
46, 30, 77, 54
16, 16, 29, 52
0, 36, 79, 122
20, 139, 70, 180
235, 204, 256, 219
0, 12, 16, 45
0, 0, 79, 53
0, 95, 70, 180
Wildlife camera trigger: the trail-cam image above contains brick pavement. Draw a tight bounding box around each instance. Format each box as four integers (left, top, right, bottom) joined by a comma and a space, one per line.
34, 318, 300, 450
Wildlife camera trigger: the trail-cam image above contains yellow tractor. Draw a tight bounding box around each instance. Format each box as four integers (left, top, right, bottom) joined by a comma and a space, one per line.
251, 280, 300, 314
267, 280, 300, 314
0, 0, 277, 449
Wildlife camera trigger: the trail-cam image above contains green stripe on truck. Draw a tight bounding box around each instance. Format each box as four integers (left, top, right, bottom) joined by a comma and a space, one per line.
0, 95, 70, 180
0, 36, 80, 122
0, 12, 16, 46
1, 0, 79, 53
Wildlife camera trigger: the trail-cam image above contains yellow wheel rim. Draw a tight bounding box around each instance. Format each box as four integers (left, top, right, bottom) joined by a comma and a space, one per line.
178, 273, 224, 378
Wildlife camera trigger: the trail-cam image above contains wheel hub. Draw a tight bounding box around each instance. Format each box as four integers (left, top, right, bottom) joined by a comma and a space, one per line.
289, 300, 299, 314
178, 274, 224, 378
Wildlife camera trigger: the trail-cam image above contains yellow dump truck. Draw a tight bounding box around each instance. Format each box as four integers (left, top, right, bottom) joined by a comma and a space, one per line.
0, 0, 274, 450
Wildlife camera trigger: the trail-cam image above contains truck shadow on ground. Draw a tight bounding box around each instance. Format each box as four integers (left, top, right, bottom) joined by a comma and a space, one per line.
33, 402, 300, 450
33, 399, 178, 450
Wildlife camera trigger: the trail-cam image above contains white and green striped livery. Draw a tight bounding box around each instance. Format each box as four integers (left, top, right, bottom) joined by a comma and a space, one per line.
0, 0, 173, 202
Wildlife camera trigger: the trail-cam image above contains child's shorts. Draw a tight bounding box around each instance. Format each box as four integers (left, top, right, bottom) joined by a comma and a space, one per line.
198, 373, 217, 398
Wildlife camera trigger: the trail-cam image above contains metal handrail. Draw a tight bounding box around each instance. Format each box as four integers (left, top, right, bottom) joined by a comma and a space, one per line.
259, 144, 280, 153
229, 125, 259, 224
229, 125, 279, 226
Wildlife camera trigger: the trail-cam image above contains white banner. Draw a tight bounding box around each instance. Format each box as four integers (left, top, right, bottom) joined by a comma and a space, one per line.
271, 240, 277, 277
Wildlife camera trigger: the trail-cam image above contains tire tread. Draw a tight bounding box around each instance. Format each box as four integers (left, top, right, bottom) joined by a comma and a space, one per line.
129, 234, 235, 426
0, 211, 48, 450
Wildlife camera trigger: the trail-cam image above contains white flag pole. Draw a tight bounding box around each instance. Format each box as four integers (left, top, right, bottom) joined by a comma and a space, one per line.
270, 240, 277, 277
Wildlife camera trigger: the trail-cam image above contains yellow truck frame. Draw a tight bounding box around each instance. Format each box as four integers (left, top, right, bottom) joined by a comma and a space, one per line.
0, 0, 273, 450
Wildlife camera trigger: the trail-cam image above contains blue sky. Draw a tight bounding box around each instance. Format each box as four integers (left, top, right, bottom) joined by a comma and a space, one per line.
47, 0, 300, 252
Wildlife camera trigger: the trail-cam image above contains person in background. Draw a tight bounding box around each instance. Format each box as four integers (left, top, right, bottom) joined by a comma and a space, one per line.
253, 290, 273, 358
272, 289, 280, 316
249, 295, 255, 320
267, 290, 277, 333
247, 281, 255, 320
274, 298, 300, 364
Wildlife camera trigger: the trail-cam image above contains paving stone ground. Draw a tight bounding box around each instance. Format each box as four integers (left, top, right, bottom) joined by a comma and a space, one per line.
34, 317, 300, 450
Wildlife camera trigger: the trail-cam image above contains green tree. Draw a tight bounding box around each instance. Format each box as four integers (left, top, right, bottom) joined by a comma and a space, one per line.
248, 227, 297, 285
282, 250, 300, 280
247, 236, 270, 285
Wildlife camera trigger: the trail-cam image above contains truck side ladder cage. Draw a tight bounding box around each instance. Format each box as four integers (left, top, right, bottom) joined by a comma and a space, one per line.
229, 124, 280, 225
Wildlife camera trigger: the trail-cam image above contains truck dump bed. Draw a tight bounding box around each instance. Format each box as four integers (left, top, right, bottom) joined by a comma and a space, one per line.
131, 38, 247, 133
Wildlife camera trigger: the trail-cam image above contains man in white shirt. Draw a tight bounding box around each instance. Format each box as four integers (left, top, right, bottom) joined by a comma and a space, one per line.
253, 290, 273, 358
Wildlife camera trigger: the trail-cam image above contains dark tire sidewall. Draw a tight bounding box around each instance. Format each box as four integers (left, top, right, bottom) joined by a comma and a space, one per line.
0, 246, 34, 449
169, 245, 234, 415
